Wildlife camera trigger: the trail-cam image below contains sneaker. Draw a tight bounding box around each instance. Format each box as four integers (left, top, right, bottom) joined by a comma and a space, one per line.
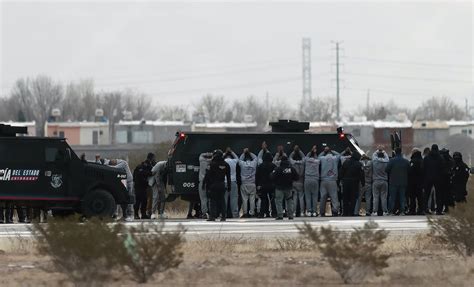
383, 212, 389, 216
276, 217, 283, 220
150, 214, 157, 220
201, 214, 208, 219
124, 216, 133, 222
305, 212, 312, 217
141, 214, 151, 220
372, 212, 378, 216
240, 214, 248, 219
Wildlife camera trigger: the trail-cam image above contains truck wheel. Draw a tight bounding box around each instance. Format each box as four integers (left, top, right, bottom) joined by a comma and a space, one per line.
82, 189, 116, 218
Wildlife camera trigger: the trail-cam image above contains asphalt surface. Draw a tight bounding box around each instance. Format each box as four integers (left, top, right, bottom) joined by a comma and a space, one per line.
0, 216, 430, 239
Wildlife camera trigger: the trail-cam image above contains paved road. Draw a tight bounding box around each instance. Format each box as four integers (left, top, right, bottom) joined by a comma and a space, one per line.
0, 216, 430, 239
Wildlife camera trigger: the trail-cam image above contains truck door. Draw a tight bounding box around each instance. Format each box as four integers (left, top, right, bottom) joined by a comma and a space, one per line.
43, 146, 70, 197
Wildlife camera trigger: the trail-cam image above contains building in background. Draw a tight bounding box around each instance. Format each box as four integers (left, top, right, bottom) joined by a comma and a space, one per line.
192, 122, 258, 132
115, 120, 192, 144
373, 120, 413, 153
0, 121, 36, 136
337, 119, 374, 151
308, 122, 337, 133
413, 121, 449, 148
447, 121, 474, 140
45, 122, 110, 145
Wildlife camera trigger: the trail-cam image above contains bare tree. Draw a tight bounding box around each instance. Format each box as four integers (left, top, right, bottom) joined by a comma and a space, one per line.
195, 94, 226, 122
361, 100, 413, 121
414, 96, 465, 121
158, 106, 189, 121
299, 97, 337, 122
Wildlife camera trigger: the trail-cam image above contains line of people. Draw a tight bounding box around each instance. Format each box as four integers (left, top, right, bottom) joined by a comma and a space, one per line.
196, 142, 471, 220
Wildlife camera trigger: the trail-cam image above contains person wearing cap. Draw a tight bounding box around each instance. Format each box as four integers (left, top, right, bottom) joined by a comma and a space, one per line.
203, 150, 231, 221
271, 155, 299, 220
239, 148, 258, 218
132, 153, 155, 219
451, 152, 470, 203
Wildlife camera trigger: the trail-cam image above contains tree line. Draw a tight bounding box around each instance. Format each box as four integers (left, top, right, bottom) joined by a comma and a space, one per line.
0, 75, 468, 136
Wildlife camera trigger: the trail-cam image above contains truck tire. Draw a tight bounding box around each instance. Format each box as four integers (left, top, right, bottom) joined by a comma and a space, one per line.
82, 189, 116, 217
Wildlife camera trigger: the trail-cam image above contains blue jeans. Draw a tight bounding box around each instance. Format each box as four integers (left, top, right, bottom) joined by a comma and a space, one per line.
389, 184, 406, 214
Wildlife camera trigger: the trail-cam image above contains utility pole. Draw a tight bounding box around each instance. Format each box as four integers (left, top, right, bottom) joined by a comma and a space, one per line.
302, 38, 312, 103
336, 42, 340, 120
366, 89, 370, 116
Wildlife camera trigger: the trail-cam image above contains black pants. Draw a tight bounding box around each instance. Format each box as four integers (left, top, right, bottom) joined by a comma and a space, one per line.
259, 188, 274, 216
424, 181, 443, 213
209, 191, 226, 220
0, 206, 13, 223
134, 188, 148, 217
342, 180, 359, 216
409, 184, 424, 214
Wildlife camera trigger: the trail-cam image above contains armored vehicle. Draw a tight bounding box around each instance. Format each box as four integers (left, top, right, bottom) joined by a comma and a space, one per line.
166, 120, 365, 202
0, 124, 133, 217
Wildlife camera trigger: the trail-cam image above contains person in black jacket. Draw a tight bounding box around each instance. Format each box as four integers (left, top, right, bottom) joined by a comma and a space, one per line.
408, 149, 424, 215
338, 152, 365, 216
256, 153, 277, 218
271, 156, 299, 220
440, 148, 455, 213
203, 150, 231, 222
451, 152, 470, 203
423, 144, 445, 215
133, 153, 155, 219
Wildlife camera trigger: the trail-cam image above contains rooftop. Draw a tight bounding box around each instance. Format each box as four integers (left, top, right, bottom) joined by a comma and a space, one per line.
0, 121, 36, 126
46, 121, 109, 127
413, 121, 449, 129
194, 122, 258, 128
116, 120, 190, 126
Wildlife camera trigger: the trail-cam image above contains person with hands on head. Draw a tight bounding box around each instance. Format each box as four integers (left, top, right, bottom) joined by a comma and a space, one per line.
318, 146, 341, 217
256, 152, 277, 218
198, 152, 213, 219
273, 145, 287, 167
304, 145, 321, 217
224, 147, 240, 218
271, 155, 299, 220
289, 145, 305, 217
239, 148, 258, 218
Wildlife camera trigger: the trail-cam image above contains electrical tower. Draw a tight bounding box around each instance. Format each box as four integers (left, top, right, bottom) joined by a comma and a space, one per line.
302, 38, 312, 103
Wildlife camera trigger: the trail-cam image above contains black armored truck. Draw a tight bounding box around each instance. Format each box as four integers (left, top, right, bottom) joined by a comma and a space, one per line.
166, 120, 365, 203
0, 124, 134, 217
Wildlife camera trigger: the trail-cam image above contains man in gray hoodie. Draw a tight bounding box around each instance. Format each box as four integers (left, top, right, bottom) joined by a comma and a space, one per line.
372, 148, 389, 216
289, 145, 305, 217
199, 152, 213, 219
318, 146, 341, 216
304, 145, 321, 217
149, 161, 168, 219
239, 148, 258, 217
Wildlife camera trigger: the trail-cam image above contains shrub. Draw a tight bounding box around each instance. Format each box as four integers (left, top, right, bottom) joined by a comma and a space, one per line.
298, 221, 390, 284
122, 222, 186, 283
428, 198, 474, 257
31, 216, 127, 287
275, 237, 313, 251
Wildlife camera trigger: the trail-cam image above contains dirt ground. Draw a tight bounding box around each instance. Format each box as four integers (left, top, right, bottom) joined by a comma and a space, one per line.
1, 233, 473, 287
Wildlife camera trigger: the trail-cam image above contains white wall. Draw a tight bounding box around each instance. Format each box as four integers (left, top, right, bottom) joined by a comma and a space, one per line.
79, 125, 110, 145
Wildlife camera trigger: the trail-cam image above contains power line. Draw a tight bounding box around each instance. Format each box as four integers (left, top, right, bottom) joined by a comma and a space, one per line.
345, 72, 472, 84
343, 56, 474, 69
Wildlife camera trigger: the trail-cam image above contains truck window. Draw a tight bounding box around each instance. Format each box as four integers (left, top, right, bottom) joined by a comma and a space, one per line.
0, 142, 42, 163
45, 147, 64, 162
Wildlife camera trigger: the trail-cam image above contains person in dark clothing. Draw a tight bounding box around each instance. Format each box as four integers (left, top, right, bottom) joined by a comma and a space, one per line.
203, 150, 232, 222
439, 148, 455, 213
408, 149, 424, 215
423, 144, 445, 215
386, 148, 410, 215
256, 153, 277, 218
451, 152, 470, 203
271, 156, 299, 220
133, 152, 155, 219
338, 152, 365, 216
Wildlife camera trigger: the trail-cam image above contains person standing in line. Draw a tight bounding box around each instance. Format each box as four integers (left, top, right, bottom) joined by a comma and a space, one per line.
451, 152, 470, 203
339, 152, 365, 217
199, 152, 213, 219
257, 141, 271, 165
304, 145, 321, 217
149, 160, 168, 219
273, 145, 287, 167
318, 146, 341, 217
372, 148, 390, 216
203, 150, 231, 222
423, 144, 444, 215
440, 148, 455, 213
386, 148, 410, 215
271, 156, 299, 220
239, 148, 258, 218
407, 149, 424, 215
289, 145, 305, 217
339, 147, 353, 214
133, 153, 155, 219
256, 152, 277, 218
224, 148, 240, 218
355, 154, 372, 216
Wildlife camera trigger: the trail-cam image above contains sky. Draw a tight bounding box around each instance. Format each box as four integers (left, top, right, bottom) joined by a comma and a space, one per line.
1, 1, 473, 115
